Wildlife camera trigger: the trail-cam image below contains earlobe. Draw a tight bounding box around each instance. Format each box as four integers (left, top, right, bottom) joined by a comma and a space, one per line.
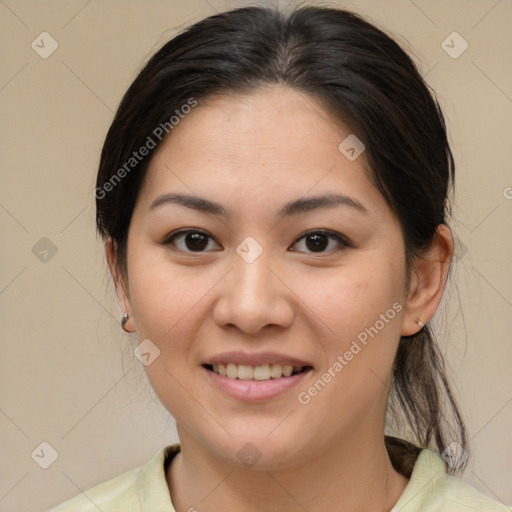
401, 224, 454, 336
105, 237, 136, 333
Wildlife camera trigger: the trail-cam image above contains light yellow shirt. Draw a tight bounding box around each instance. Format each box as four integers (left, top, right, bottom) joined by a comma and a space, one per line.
48, 443, 509, 511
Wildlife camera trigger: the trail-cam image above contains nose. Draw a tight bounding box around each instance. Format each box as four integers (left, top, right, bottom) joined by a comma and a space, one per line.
212, 248, 295, 335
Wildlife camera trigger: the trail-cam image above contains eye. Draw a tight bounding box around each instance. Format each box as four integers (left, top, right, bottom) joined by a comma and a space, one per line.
162, 228, 350, 255
163, 229, 221, 253
290, 230, 350, 254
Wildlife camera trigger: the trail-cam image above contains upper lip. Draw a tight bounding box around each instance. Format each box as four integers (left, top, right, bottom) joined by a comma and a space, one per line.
204, 351, 313, 368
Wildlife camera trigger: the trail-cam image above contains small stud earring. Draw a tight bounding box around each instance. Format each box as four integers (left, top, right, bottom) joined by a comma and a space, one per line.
417, 320, 424, 328
121, 313, 130, 332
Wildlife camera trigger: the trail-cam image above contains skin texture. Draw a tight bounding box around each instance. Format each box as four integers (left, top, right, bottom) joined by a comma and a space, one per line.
106, 86, 453, 511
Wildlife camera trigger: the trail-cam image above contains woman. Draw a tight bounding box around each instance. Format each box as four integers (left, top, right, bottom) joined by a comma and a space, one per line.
50, 5, 508, 511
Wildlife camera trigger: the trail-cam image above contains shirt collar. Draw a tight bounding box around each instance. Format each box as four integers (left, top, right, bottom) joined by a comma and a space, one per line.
137, 444, 181, 512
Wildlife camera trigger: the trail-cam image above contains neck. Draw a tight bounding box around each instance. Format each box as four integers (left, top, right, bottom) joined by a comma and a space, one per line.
167, 429, 409, 512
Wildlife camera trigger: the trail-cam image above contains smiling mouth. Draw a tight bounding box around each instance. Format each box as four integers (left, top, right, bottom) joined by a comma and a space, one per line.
203, 363, 313, 380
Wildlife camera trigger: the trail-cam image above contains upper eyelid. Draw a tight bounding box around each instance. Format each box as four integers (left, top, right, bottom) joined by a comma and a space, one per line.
163, 229, 220, 251
292, 230, 351, 251
295, 229, 350, 243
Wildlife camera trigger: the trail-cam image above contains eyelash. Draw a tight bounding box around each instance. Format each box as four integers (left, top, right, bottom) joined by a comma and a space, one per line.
162, 229, 351, 255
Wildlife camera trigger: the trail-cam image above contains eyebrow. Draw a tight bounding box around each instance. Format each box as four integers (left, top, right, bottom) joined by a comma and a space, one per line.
148, 192, 368, 217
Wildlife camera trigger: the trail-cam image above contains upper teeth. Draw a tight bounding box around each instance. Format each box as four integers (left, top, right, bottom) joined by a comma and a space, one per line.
212, 363, 303, 380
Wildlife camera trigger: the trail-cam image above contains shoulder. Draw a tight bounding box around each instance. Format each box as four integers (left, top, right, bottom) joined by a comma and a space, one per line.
434, 472, 511, 511
47, 444, 181, 512
48, 467, 140, 512
392, 447, 510, 512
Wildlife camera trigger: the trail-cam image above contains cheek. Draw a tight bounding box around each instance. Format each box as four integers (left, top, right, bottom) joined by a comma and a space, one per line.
126, 247, 207, 349
305, 256, 406, 393
307, 261, 405, 341
297, 281, 404, 419
126, 254, 209, 417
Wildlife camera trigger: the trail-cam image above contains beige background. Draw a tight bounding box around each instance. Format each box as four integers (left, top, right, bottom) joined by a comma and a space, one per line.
1, 0, 511, 510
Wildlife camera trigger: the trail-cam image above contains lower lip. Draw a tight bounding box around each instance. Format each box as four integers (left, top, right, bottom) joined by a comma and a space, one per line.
203, 366, 313, 402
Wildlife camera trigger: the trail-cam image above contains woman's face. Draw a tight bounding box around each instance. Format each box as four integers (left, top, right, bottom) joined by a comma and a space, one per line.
117, 86, 412, 468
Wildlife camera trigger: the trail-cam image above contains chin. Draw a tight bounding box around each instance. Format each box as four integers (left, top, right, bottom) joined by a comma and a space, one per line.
203, 425, 314, 472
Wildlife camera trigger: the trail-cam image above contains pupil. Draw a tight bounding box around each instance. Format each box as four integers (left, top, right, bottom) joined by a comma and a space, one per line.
186, 233, 208, 251
306, 234, 327, 252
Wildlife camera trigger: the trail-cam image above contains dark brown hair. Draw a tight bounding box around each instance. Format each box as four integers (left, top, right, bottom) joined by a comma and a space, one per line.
95, 5, 467, 471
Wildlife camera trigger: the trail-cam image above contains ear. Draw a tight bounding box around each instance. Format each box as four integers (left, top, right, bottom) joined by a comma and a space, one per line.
401, 224, 453, 336
105, 237, 136, 333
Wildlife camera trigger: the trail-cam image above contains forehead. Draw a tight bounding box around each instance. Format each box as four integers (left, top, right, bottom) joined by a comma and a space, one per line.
136, 86, 385, 217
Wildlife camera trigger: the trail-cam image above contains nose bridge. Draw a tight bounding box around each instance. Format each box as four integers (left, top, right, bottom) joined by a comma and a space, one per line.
213, 239, 293, 333
235, 248, 273, 301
